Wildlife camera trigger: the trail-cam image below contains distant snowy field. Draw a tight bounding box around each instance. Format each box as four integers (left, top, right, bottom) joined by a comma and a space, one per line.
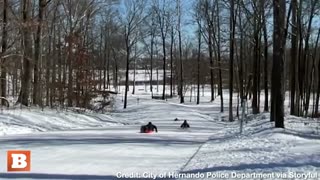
0, 86, 319, 179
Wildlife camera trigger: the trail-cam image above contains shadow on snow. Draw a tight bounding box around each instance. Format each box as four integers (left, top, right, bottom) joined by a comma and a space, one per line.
0, 137, 203, 147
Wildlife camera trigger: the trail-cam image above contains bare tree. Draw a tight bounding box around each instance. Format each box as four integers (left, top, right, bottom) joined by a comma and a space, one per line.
154, 0, 170, 100
122, 0, 145, 109
302, 0, 318, 116
290, 0, 298, 115
263, 0, 270, 112
149, 6, 156, 95
215, 1, 223, 112
229, 0, 235, 121
177, 0, 184, 103
271, 0, 286, 128
201, 0, 215, 102
195, 2, 202, 105
17, 0, 32, 106
33, 0, 47, 105
1, 0, 8, 105
169, 24, 175, 98
316, 41, 320, 115
252, 0, 263, 114
60, 0, 97, 107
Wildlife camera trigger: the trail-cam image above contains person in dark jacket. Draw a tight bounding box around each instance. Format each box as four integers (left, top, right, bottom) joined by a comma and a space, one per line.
180, 120, 190, 129
140, 125, 147, 133
141, 122, 158, 133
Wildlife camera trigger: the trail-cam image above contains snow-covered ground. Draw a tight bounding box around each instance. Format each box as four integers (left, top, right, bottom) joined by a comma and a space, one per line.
0, 87, 319, 180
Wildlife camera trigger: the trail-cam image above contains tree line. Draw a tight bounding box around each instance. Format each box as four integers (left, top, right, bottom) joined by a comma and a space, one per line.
0, 0, 319, 128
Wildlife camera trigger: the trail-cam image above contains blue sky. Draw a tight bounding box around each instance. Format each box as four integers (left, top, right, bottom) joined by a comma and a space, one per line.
118, 0, 197, 37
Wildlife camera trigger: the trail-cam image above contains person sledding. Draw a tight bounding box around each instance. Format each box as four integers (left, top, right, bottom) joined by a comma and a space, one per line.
140, 122, 158, 133
180, 120, 190, 129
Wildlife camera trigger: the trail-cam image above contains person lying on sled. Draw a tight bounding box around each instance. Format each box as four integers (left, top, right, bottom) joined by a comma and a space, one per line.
180, 120, 190, 129
141, 122, 158, 133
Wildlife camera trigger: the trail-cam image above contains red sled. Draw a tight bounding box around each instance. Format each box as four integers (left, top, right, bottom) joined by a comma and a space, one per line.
140, 125, 155, 133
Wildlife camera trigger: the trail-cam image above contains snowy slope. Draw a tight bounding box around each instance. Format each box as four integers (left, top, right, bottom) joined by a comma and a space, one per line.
0, 95, 220, 179
0, 108, 122, 136
0, 91, 319, 180
182, 114, 320, 180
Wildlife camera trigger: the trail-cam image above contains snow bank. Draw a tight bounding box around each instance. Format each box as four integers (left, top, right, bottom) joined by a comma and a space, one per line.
0, 108, 122, 136
181, 113, 320, 180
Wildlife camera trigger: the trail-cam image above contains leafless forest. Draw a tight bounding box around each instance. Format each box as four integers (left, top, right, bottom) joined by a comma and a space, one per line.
0, 0, 319, 128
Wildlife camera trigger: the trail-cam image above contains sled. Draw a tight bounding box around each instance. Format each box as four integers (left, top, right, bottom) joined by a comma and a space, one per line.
179, 127, 191, 132
140, 125, 154, 133
142, 130, 154, 133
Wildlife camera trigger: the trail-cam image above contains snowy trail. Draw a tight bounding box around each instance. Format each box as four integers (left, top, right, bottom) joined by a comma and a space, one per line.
1, 95, 319, 180
0, 126, 216, 179
0, 95, 230, 179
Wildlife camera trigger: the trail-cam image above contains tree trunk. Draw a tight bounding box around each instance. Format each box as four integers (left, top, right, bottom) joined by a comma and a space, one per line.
308, 29, 320, 117
17, 0, 32, 106
132, 55, 136, 94
197, 26, 201, 105
272, 0, 286, 128
302, 0, 317, 116
229, 0, 235, 122
162, 32, 166, 100
58, 26, 63, 105
33, 0, 45, 105
208, 32, 214, 102
124, 35, 130, 109
115, 59, 118, 91
107, 28, 111, 89
170, 26, 174, 98
46, 26, 52, 106
252, 31, 259, 114
51, 26, 57, 107
178, 0, 184, 103
67, 37, 73, 107
216, 2, 223, 112
263, 5, 269, 112
315, 54, 320, 115
252, 1, 260, 114
103, 32, 107, 90
99, 30, 103, 90
112, 47, 119, 91
297, 0, 304, 117
1, 0, 7, 105
238, 4, 244, 104
156, 67, 159, 91
290, 0, 297, 115
150, 30, 154, 95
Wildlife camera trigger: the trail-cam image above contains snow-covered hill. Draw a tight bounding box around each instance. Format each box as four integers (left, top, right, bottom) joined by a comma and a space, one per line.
0, 93, 319, 180
0, 108, 122, 136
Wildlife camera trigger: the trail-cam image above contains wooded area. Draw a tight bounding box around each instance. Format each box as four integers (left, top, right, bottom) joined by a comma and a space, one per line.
0, 0, 319, 128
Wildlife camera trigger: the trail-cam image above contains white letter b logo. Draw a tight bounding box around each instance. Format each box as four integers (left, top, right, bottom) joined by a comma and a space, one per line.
11, 154, 27, 168
7, 150, 31, 171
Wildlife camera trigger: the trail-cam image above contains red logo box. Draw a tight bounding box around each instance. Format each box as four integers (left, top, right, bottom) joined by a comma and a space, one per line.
7, 150, 31, 172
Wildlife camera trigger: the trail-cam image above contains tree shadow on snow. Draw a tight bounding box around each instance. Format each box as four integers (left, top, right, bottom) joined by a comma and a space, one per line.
281, 130, 320, 140
0, 137, 203, 147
